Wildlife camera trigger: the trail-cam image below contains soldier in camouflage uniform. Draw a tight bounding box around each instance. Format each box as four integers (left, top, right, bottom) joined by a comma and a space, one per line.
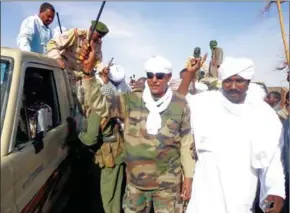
46, 20, 109, 115
208, 40, 223, 78
78, 79, 124, 213
80, 47, 197, 213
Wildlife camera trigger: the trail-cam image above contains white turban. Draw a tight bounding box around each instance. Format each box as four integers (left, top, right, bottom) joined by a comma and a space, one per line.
108, 64, 125, 83
53, 26, 67, 38
218, 57, 254, 81
144, 55, 173, 74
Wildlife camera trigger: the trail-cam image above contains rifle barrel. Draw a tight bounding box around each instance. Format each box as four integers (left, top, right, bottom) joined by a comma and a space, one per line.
89, 1, 106, 42
56, 12, 63, 33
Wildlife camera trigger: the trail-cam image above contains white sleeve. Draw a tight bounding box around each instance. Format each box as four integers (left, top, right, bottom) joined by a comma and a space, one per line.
37, 108, 46, 133
36, 106, 52, 134
258, 140, 286, 210
17, 17, 35, 52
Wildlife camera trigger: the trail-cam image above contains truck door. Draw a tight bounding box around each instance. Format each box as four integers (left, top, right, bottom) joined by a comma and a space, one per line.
8, 63, 68, 212
1, 57, 18, 213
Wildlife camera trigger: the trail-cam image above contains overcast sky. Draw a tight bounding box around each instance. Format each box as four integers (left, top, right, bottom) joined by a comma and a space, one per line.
1, 1, 289, 86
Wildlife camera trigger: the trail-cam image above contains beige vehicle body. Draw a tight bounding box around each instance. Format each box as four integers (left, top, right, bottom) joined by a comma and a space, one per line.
1, 47, 78, 213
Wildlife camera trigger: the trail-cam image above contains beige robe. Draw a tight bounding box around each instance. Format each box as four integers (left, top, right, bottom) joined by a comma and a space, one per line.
209, 47, 223, 78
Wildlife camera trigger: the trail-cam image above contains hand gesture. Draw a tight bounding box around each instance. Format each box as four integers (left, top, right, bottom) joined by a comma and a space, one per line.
264, 195, 284, 213
82, 40, 97, 74
187, 58, 201, 74
57, 58, 65, 69
181, 178, 192, 201
99, 66, 110, 84
79, 39, 91, 61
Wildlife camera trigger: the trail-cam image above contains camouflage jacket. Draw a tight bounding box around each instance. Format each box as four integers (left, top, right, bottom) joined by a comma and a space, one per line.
79, 79, 123, 167
83, 77, 196, 190
46, 28, 104, 73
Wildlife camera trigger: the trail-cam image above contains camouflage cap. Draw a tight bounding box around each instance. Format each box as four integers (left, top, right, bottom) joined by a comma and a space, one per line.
209, 40, 218, 48
91, 21, 109, 36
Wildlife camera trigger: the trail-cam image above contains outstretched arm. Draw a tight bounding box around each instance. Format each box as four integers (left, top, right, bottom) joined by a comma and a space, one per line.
82, 41, 127, 120
180, 103, 197, 201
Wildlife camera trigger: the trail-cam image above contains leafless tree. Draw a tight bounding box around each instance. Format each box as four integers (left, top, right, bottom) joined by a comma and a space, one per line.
259, 0, 286, 17
259, 1, 289, 71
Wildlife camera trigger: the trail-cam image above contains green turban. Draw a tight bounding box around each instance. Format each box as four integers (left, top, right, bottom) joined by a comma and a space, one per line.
91, 21, 109, 36
209, 40, 218, 49
193, 47, 201, 58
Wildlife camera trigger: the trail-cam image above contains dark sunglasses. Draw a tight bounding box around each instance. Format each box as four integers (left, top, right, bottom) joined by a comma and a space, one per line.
146, 72, 166, 80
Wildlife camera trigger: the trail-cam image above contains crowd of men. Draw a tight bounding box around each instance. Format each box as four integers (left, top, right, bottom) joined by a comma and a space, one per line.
15, 2, 289, 213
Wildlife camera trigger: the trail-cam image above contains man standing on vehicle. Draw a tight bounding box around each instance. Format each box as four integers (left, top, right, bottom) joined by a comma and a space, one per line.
17, 2, 55, 54
80, 45, 198, 212
46, 20, 108, 72
185, 47, 208, 80
208, 40, 223, 78
46, 20, 109, 114
180, 57, 285, 213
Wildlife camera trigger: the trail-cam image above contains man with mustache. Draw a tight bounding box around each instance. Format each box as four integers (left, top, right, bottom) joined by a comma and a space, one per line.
81, 45, 198, 212
179, 57, 285, 213
17, 2, 55, 54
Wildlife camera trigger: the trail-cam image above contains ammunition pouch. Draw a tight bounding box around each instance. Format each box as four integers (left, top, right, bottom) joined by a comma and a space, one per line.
94, 127, 124, 168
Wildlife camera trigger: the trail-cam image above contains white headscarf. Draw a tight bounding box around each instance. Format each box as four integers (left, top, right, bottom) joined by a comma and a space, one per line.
142, 55, 173, 135
144, 55, 173, 74
53, 26, 67, 38
108, 64, 125, 83
218, 57, 254, 81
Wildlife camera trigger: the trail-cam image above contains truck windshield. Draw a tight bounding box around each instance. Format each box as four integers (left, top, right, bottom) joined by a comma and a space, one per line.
1, 59, 12, 133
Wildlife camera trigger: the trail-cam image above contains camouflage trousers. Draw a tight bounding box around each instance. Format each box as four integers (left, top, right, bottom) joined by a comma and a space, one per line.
122, 183, 182, 213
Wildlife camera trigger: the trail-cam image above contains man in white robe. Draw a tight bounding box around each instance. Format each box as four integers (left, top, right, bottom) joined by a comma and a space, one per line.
184, 57, 285, 213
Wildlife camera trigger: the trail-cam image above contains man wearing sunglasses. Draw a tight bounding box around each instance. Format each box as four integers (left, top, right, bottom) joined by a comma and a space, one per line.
80, 49, 199, 212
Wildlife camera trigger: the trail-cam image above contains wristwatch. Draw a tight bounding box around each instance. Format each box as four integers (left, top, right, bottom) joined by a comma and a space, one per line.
82, 69, 96, 77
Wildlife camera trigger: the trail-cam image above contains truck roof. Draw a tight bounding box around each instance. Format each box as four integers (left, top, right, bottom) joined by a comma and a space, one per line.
1, 47, 60, 68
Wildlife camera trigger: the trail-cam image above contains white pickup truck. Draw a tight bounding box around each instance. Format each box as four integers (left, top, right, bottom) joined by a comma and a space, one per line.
1, 47, 80, 213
